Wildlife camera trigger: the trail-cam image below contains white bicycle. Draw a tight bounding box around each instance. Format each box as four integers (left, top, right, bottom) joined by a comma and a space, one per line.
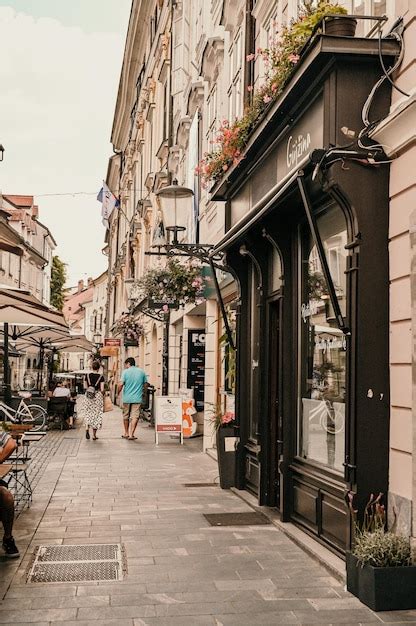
308, 399, 345, 435
0, 392, 47, 432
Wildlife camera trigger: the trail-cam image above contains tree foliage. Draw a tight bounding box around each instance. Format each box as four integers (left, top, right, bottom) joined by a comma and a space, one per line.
50, 255, 67, 310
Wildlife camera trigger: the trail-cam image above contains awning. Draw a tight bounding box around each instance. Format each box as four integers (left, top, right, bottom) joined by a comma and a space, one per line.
0, 287, 68, 329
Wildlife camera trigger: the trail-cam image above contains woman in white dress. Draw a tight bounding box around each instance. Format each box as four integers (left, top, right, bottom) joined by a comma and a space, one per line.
79, 360, 104, 440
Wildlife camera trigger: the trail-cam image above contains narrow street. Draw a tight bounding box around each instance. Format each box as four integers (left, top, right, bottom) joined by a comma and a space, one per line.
0, 413, 414, 625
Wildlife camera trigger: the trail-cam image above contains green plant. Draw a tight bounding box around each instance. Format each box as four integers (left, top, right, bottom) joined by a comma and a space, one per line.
353, 529, 412, 568
50, 255, 67, 311
197, 1, 347, 186
207, 398, 235, 433
347, 491, 412, 568
135, 259, 206, 308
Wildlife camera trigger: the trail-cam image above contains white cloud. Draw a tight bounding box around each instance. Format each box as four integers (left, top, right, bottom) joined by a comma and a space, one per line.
0, 7, 126, 284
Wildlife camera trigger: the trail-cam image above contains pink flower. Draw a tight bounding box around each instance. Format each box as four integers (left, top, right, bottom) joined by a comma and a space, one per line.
162, 305, 168, 312
246, 53, 255, 62
271, 83, 278, 92
288, 53, 300, 64
247, 85, 253, 93
222, 164, 228, 172
263, 94, 272, 104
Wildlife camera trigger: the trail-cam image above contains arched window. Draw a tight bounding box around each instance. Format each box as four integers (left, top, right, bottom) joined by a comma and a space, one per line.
27, 358, 31, 369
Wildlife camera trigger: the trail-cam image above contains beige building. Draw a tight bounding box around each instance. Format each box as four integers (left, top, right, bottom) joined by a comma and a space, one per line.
0, 194, 56, 391
370, 0, 416, 536
104, 0, 416, 555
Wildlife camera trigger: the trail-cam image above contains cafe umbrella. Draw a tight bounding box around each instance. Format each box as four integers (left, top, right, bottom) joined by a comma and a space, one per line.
0, 286, 68, 402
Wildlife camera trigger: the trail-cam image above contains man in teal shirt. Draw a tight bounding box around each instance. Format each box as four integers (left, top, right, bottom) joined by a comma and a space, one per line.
118, 357, 148, 440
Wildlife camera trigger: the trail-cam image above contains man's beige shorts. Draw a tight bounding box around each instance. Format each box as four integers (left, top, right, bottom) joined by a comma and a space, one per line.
122, 403, 141, 420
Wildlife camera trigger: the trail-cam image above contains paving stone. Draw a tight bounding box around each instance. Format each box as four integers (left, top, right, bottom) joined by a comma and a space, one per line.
2, 413, 411, 625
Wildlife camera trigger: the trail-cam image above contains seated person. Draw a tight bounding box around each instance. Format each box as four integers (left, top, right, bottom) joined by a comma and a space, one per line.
52, 381, 70, 398
66, 391, 77, 429
0, 429, 19, 558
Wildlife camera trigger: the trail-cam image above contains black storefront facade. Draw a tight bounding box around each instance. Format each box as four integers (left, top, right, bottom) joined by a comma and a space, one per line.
212, 34, 399, 554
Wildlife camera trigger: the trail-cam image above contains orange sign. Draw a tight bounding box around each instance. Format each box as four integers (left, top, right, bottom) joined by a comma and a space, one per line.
182, 399, 197, 438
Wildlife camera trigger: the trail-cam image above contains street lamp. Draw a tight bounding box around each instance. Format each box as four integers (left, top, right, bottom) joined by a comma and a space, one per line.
0, 145, 5, 162
145, 181, 236, 351
93, 332, 102, 347
155, 180, 194, 244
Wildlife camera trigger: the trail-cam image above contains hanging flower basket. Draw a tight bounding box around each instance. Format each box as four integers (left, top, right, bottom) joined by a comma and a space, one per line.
136, 258, 206, 310
114, 315, 145, 346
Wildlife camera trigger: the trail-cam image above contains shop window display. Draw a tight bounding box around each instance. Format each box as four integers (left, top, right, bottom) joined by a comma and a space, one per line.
298, 204, 348, 472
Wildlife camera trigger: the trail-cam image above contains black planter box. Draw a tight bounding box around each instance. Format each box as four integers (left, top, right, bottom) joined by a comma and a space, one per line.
346, 552, 416, 611
346, 552, 359, 597
216, 426, 236, 489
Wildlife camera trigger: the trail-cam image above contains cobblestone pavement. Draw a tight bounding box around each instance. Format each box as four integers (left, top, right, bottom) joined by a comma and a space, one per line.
1, 409, 416, 625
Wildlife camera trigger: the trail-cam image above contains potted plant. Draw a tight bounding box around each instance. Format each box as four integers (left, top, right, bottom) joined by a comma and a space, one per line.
209, 399, 236, 489
346, 492, 416, 611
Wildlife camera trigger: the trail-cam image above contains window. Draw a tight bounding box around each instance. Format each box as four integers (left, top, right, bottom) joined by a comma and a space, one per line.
349, 0, 392, 35
268, 245, 283, 294
298, 204, 348, 473
206, 85, 217, 148
228, 30, 243, 121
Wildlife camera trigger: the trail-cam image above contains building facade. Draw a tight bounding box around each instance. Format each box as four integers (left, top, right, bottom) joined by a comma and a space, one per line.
104, 0, 415, 555
0, 194, 57, 391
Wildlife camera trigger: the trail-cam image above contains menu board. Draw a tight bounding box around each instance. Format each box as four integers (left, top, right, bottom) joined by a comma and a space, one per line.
187, 330, 205, 412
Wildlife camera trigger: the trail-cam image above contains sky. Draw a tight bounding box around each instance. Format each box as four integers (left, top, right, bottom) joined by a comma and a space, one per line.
0, 0, 131, 286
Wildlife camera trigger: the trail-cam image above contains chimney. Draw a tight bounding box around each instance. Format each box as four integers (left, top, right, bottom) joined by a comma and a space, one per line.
87, 277, 93, 287
32, 205, 39, 218
78, 279, 84, 293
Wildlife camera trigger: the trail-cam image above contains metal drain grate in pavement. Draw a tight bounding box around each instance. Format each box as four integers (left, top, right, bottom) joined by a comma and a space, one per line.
203, 512, 271, 526
27, 544, 125, 583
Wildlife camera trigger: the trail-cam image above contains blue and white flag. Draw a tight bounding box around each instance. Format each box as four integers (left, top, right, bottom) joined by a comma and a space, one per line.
97, 181, 118, 228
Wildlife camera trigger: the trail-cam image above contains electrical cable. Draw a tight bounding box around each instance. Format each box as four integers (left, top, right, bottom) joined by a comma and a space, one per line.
378, 29, 409, 99
356, 25, 407, 153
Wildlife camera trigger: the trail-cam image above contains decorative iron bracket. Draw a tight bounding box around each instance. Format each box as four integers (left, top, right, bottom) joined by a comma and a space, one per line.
130, 297, 169, 323
145, 243, 227, 271
144, 243, 236, 350
297, 171, 349, 335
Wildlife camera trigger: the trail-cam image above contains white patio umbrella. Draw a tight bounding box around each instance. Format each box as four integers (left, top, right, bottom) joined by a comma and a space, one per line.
0, 287, 68, 401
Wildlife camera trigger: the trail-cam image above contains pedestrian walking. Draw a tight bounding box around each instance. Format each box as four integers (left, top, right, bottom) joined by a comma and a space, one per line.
79, 360, 104, 441
118, 357, 148, 441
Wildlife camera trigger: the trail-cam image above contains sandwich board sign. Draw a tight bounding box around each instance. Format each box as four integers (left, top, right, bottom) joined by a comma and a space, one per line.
154, 396, 183, 445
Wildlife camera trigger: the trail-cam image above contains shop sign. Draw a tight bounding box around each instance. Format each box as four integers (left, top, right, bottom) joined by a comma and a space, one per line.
155, 396, 183, 444
277, 96, 324, 180
104, 338, 121, 347
148, 298, 178, 310
124, 338, 138, 347
187, 330, 206, 412
100, 346, 118, 357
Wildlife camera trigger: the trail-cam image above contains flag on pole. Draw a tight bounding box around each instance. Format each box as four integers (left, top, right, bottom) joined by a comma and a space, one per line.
97, 181, 118, 228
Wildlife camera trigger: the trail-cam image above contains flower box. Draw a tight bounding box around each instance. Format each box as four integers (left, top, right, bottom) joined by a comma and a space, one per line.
346, 552, 416, 611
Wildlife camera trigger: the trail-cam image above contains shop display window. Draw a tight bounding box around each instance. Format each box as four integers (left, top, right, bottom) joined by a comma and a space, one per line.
298, 204, 348, 472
